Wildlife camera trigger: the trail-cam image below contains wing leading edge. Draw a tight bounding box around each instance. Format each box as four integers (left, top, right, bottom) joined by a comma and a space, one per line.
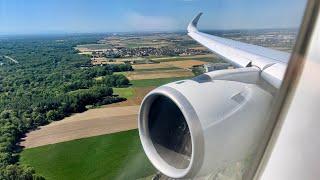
188, 13, 290, 88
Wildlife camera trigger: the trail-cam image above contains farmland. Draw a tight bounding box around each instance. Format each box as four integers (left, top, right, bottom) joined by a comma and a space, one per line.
131, 77, 191, 87
107, 87, 154, 107
162, 59, 207, 69
3, 29, 298, 179
0, 35, 135, 178
20, 105, 140, 149
21, 130, 155, 180
113, 87, 135, 99
17, 33, 216, 179
120, 69, 193, 80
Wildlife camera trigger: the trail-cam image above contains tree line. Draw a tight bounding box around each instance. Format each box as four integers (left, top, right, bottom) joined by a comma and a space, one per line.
0, 35, 132, 179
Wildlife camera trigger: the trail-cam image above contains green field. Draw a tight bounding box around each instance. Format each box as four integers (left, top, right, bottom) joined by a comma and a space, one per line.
20, 130, 155, 180
76, 43, 112, 50
134, 67, 180, 72
113, 87, 135, 99
192, 57, 224, 63
131, 76, 192, 87
151, 55, 222, 63
114, 71, 128, 76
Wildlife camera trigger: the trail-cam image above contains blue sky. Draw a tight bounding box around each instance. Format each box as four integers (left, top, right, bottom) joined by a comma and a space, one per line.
0, 0, 307, 35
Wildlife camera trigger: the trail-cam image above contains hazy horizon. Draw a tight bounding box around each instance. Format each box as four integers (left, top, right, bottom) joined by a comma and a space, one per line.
0, 28, 301, 38
0, 0, 306, 35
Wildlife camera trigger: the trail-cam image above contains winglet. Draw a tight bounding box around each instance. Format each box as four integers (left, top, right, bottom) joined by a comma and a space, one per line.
188, 12, 203, 33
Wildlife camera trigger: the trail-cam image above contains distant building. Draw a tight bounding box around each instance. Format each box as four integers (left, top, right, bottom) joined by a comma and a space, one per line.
204, 63, 232, 72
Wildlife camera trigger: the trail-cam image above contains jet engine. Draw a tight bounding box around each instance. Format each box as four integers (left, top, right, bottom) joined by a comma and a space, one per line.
138, 67, 274, 178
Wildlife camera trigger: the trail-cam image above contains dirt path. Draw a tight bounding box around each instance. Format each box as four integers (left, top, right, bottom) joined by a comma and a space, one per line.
21, 105, 140, 149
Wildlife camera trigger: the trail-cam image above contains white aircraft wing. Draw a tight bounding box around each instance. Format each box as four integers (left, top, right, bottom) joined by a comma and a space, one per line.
188, 13, 290, 88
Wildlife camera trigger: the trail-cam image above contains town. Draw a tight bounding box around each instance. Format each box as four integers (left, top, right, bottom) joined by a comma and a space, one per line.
91, 46, 209, 59
75, 30, 297, 74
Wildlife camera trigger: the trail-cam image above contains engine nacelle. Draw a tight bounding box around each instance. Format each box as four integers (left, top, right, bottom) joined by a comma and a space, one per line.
138, 68, 273, 178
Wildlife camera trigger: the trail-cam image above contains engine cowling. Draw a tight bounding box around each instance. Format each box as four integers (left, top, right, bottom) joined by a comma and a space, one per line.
138, 68, 274, 178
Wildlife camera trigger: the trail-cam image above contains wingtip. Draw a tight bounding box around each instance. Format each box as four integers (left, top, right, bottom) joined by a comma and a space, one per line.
188, 12, 203, 33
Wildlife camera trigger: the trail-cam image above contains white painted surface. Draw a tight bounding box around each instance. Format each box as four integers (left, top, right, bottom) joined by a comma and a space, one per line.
261, 9, 320, 180
188, 13, 289, 89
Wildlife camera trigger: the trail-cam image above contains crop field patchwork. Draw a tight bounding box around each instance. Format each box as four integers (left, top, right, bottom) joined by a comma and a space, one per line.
15, 29, 297, 180
152, 54, 217, 62
132, 63, 172, 70
20, 55, 205, 179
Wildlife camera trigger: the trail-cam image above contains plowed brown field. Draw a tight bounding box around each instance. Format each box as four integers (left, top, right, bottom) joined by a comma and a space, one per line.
21, 106, 140, 149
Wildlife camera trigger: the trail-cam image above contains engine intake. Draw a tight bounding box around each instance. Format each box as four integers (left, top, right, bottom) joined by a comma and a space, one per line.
139, 68, 273, 178
148, 95, 192, 169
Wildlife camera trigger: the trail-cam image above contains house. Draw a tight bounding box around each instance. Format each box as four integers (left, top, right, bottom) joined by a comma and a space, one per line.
204, 63, 232, 72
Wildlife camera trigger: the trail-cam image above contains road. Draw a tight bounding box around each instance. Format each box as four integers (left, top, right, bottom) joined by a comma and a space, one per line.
4, 56, 19, 64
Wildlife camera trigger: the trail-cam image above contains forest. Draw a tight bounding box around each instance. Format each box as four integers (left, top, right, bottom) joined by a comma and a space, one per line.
0, 35, 133, 179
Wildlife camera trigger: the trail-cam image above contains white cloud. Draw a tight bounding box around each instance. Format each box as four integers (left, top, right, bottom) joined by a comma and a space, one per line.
125, 12, 178, 32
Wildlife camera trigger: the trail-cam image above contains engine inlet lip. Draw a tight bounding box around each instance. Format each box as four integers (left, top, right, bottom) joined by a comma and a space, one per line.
138, 86, 204, 178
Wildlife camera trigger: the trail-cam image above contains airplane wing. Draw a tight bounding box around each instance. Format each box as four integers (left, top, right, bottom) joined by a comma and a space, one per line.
188, 13, 290, 88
